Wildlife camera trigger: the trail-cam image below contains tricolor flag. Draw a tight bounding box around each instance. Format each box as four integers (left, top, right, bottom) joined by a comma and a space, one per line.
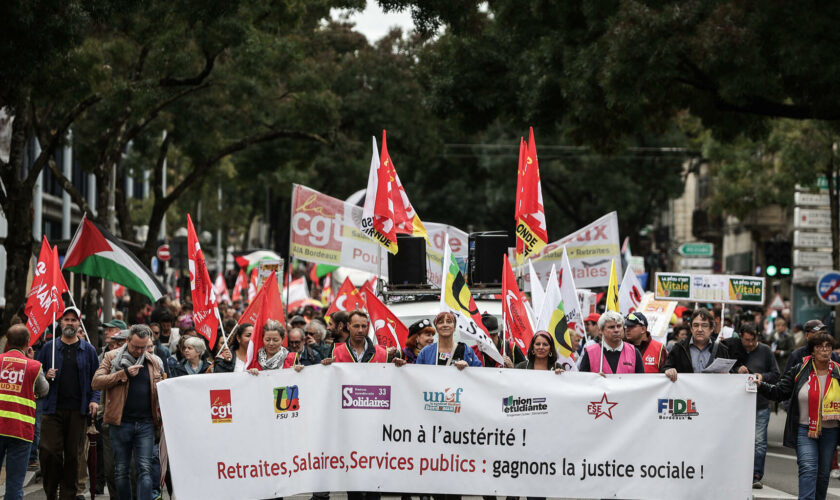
515, 127, 548, 264
535, 265, 578, 371
440, 240, 502, 364
187, 214, 220, 348
245, 271, 285, 370
606, 259, 619, 313
361, 136, 398, 254
25, 237, 68, 342
325, 277, 365, 317
502, 256, 533, 352
64, 214, 165, 302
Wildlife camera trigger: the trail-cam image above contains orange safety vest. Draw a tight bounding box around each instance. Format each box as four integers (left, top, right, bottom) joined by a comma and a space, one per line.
0, 350, 42, 442
641, 339, 664, 374
332, 343, 387, 363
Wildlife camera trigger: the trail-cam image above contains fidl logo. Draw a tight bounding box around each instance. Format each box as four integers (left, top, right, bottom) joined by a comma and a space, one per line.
423, 387, 463, 413
657, 398, 699, 420
274, 386, 300, 416
210, 390, 232, 424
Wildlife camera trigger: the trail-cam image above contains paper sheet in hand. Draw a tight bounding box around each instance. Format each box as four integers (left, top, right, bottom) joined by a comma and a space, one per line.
702, 357, 736, 373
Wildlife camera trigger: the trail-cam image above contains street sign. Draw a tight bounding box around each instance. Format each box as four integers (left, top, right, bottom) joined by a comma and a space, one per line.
794, 250, 833, 268
816, 271, 840, 306
794, 207, 832, 229
769, 293, 785, 310
157, 244, 171, 262
793, 268, 833, 284
794, 231, 832, 249
678, 242, 714, 257
794, 192, 830, 206
680, 257, 713, 268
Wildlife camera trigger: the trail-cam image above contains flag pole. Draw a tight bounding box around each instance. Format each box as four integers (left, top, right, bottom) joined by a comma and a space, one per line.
285, 185, 296, 321
213, 306, 230, 353
66, 294, 89, 341
51, 310, 56, 369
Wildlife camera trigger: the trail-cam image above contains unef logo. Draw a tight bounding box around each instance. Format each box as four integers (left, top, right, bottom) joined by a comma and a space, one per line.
0, 357, 26, 393
657, 399, 699, 420
423, 387, 463, 413
209, 390, 232, 424
274, 386, 300, 420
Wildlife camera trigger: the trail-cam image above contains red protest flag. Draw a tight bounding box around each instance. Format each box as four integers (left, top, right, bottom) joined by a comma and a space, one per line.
245, 271, 285, 370
502, 256, 534, 352
382, 131, 428, 241
214, 272, 230, 304
359, 284, 408, 350
325, 277, 365, 318
515, 127, 548, 264
231, 269, 247, 302
248, 268, 258, 302
187, 214, 220, 348
25, 237, 68, 344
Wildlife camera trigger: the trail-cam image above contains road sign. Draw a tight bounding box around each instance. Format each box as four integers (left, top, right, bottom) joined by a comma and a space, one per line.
793, 268, 832, 284
794, 207, 832, 229
794, 192, 830, 206
816, 271, 840, 306
794, 231, 832, 249
157, 244, 171, 262
794, 250, 833, 268
769, 293, 785, 310
678, 242, 713, 257
680, 257, 713, 268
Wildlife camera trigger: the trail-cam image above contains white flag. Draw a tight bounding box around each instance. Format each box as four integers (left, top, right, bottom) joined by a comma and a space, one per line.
535, 265, 577, 371
558, 247, 584, 338
618, 266, 645, 315
528, 259, 545, 317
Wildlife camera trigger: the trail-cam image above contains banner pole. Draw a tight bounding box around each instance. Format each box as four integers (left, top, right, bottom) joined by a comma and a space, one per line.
214, 306, 230, 353
67, 293, 89, 341
51, 310, 56, 369
285, 185, 297, 320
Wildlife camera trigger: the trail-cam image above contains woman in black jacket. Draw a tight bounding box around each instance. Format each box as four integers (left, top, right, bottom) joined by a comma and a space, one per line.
758, 332, 840, 500
213, 323, 253, 373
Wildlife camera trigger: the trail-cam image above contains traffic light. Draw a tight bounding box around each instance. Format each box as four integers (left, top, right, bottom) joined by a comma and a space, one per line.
764, 241, 792, 277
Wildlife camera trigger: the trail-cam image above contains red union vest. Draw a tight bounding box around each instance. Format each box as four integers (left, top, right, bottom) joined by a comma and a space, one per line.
641, 339, 664, 374
585, 342, 637, 374
0, 350, 42, 442
333, 342, 387, 363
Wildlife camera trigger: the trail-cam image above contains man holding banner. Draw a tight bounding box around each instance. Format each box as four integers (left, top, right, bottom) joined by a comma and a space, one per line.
664, 309, 732, 382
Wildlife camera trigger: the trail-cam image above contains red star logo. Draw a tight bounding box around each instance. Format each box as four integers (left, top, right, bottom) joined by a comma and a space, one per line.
587, 393, 618, 420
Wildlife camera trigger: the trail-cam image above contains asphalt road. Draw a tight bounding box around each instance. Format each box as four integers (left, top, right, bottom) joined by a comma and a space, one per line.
5, 412, 834, 499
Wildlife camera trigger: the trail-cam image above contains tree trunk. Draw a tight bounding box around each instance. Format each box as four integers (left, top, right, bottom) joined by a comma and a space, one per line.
2, 189, 35, 332
83, 279, 101, 351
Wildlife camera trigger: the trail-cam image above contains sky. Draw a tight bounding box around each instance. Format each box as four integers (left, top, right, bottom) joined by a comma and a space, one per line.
332, 2, 416, 42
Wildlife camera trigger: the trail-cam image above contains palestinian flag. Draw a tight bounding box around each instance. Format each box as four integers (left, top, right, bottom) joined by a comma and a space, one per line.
63, 215, 166, 302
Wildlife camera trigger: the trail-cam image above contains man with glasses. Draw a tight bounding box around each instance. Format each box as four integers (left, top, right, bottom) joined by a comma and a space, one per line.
304, 321, 332, 360
736, 323, 779, 489
92, 325, 165, 500
664, 308, 732, 382
286, 328, 322, 366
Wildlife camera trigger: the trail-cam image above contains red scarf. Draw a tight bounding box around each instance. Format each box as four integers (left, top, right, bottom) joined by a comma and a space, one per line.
803, 356, 839, 438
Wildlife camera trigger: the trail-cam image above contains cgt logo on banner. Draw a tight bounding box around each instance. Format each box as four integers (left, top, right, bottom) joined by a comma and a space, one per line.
210, 390, 232, 424
0, 358, 25, 392
423, 387, 464, 413
342, 385, 391, 410
587, 393, 618, 420
274, 386, 300, 418
657, 399, 700, 420
502, 396, 548, 417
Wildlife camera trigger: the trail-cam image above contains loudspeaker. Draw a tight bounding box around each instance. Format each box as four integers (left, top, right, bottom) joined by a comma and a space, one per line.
388, 235, 426, 286
469, 231, 511, 286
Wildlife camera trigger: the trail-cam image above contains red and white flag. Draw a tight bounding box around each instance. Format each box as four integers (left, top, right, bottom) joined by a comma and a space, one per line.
25, 237, 68, 343
619, 266, 645, 315
214, 272, 230, 304
515, 127, 548, 264
502, 256, 533, 352
231, 269, 248, 302
285, 276, 310, 312
361, 136, 398, 254
244, 272, 285, 370
187, 214, 220, 348
325, 277, 365, 317
383, 131, 428, 242
248, 268, 258, 302
359, 283, 408, 350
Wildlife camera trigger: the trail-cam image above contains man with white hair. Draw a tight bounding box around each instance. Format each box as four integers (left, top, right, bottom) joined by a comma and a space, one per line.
578, 310, 644, 373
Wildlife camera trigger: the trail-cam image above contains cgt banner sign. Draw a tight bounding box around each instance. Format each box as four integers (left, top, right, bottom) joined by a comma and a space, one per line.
654, 272, 765, 305
158, 366, 754, 500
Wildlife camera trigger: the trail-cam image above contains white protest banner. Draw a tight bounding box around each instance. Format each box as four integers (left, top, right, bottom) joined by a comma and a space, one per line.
654, 272, 765, 305
522, 212, 621, 289
637, 292, 678, 343
424, 222, 468, 287
290, 184, 387, 279
159, 365, 754, 500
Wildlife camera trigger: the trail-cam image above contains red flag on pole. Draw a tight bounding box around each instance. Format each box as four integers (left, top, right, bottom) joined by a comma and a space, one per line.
325, 277, 365, 318
231, 269, 247, 302
502, 256, 534, 352
187, 214, 220, 348
359, 283, 408, 350
214, 272, 230, 304
25, 237, 67, 344
245, 271, 285, 370
515, 127, 548, 264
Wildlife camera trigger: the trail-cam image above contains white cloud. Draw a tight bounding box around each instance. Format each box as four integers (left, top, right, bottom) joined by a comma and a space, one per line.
332, 2, 415, 42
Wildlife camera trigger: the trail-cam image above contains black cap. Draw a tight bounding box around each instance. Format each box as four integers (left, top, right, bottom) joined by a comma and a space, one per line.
408, 318, 433, 336
804, 319, 827, 334
481, 313, 499, 334
625, 312, 648, 328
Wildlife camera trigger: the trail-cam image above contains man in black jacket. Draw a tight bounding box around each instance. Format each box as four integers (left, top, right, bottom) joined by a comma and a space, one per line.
664, 308, 732, 381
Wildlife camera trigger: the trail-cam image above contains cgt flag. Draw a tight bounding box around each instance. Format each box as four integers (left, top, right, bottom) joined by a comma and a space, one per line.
361, 136, 398, 254
384, 132, 428, 242
232, 269, 248, 302
440, 241, 503, 364
502, 256, 533, 352
325, 277, 365, 318
515, 128, 548, 264
187, 214, 220, 348
214, 272, 231, 304
25, 237, 68, 342
359, 284, 408, 350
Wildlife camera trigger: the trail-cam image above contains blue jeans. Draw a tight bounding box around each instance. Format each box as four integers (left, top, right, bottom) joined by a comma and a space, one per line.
111, 419, 155, 500
28, 397, 43, 463
1, 436, 31, 500
754, 407, 770, 479
797, 424, 840, 500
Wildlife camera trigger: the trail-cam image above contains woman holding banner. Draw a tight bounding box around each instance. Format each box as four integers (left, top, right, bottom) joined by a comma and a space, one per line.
214, 323, 253, 373
515, 331, 560, 373
757, 332, 840, 500
416, 312, 481, 369
248, 321, 289, 374
403, 319, 436, 364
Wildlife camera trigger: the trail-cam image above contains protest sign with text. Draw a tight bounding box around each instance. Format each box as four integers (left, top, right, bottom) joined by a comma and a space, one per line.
159, 366, 754, 500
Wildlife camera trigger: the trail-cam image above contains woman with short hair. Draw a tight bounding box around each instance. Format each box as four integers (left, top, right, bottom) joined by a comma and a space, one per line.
171, 336, 211, 376
415, 312, 481, 369
403, 319, 436, 364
